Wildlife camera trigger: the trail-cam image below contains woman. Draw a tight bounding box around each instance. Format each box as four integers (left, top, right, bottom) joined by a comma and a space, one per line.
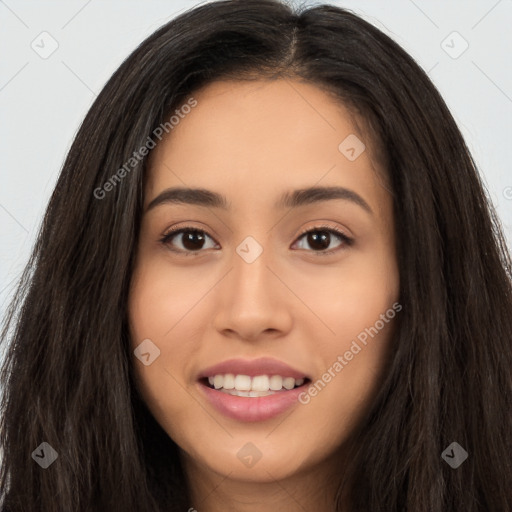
1, 1, 511, 510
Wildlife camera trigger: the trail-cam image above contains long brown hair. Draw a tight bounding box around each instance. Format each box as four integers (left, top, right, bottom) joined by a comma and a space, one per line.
1, 1, 511, 510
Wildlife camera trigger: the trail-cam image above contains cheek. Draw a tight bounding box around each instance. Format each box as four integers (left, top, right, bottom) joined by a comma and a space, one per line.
127, 259, 200, 424
295, 246, 399, 426
129, 258, 193, 340
299, 307, 397, 441
293, 245, 399, 348
128, 251, 218, 358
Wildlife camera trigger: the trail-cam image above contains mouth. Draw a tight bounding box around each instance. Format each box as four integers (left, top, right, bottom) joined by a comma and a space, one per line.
196, 358, 312, 422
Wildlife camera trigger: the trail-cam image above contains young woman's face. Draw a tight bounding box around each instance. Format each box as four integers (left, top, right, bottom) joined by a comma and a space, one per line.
128, 79, 400, 485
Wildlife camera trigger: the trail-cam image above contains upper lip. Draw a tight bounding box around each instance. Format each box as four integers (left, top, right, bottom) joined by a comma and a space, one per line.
198, 357, 309, 380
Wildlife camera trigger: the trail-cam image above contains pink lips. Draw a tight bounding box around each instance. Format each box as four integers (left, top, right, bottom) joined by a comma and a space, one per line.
197, 357, 310, 422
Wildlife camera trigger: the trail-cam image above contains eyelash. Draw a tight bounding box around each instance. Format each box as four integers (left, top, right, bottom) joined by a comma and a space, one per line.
159, 224, 353, 257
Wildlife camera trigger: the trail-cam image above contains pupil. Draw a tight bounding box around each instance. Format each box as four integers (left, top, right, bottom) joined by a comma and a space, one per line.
308, 231, 330, 250
183, 231, 205, 251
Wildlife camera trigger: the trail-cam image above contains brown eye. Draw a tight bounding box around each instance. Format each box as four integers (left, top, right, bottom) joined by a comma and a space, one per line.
293, 226, 353, 255
160, 228, 218, 255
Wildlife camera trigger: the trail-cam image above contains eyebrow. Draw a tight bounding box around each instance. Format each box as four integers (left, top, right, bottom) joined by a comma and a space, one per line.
145, 185, 373, 215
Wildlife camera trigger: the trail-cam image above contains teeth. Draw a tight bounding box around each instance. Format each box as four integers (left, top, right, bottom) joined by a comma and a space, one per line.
251, 375, 270, 391
282, 377, 295, 390
213, 375, 223, 390
220, 389, 277, 397
205, 374, 306, 393
223, 373, 235, 389
269, 375, 282, 390
234, 374, 252, 391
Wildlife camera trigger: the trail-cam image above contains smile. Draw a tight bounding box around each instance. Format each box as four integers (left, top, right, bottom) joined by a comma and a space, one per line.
197, 358, 311, 421
206, 374, 306, 397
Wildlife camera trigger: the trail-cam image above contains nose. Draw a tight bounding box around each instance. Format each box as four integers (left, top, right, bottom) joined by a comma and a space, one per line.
212, 242, 293, 342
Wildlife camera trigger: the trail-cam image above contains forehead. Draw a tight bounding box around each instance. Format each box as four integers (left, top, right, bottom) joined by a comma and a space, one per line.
145, 79, 388, 215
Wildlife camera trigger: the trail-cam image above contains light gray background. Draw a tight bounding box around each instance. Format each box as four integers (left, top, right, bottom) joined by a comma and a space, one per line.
1, 0, 511, 330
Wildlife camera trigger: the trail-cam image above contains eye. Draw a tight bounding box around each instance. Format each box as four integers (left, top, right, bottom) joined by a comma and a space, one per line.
292, 225, 353, 256
159, 224, 353, 257
159, 227, 219, 256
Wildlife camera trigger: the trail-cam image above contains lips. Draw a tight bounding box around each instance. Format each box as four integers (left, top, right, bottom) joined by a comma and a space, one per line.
197, 357, 311, 422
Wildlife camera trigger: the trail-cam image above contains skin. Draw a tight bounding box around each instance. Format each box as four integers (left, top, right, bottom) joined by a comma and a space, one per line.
128, 78, 400, 512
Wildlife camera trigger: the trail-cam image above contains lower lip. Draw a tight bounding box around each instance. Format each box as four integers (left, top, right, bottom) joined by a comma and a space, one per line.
198, 382, 307, 422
